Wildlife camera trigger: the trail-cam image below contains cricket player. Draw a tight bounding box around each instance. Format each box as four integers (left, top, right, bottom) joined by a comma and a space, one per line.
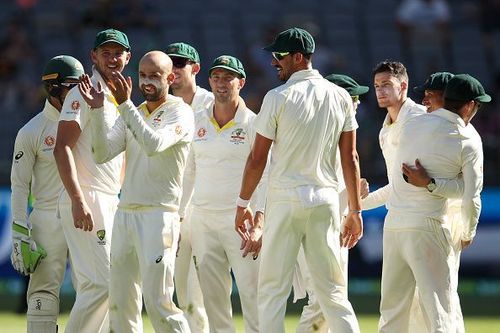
363, 63, 464, 332
379, 74, 487, 332
235, 27, 362, 333
295, 74, 370, 333
180, 55, 263, 333
53, 29, 129, 333
408, 71, 466, 333
166, 41, 213, 333
10, 55, 84, 332
82, 50, 193, 332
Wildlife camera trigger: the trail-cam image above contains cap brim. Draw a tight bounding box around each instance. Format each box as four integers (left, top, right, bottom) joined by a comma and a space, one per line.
262, 44, 279, 52
476, 94, 492, 103
209, 65, 245, 78
349, 86, 369, 96
167, 53, 189, 59
96, 40, 130, 50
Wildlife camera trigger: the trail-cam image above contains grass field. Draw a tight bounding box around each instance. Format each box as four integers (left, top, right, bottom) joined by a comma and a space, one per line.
2, 313, 500, 332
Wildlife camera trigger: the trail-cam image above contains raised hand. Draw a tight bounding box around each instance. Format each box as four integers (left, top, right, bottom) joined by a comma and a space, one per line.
109, 71, 132, 105
78, 74, 105, 109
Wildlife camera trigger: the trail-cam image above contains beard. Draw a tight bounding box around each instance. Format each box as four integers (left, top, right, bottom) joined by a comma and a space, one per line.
140, 86, 165, 102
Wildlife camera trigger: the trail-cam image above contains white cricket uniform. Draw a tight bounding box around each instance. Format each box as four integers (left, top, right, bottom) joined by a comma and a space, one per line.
58, 69, 123, 333
176, 86, 214, 333
11, 100, 70, 330
362, 99, 466, 333
379, 109, 483, 333
91, 96, 194, 333
254, 69, 360, 333
180, 102, 264, 333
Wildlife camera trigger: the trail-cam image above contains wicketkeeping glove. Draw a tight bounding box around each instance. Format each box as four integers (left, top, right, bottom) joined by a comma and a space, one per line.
11, 221, 47, 275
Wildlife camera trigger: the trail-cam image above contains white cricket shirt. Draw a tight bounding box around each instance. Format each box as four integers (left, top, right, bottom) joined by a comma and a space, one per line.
59, 69, 123, 195
91, 96, 194, 211
191, 86, 214, 112
183, 102, 266, 211
11, 100, 62, 221
388, 109, 483, 240
254, 69, 357, 190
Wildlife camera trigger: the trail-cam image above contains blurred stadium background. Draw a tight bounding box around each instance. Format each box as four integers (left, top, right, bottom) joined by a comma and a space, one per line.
0, 0, 499, 324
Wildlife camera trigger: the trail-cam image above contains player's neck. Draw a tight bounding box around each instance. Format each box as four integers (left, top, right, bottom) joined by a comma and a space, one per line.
172, 83, 196, 106
387, 98, 406, 123
145, 97, 167, 114
213, 99, 238, 128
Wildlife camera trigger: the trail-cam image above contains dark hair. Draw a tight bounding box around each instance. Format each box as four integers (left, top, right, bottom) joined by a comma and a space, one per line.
444, 98, 468, 114
373, 61, 408, 82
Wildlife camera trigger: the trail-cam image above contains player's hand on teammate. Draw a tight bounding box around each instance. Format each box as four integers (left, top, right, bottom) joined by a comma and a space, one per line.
72, 199, 94, 232
241, 211, 264, 260
341, 211, 363, 249
402, 159, 431, 188
78, 74, 105, 109
109, 71, 132, 105
360, 178, 369, 199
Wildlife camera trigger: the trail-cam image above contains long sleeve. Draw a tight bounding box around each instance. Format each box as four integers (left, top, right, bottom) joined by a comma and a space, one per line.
118, 100, 189, 156
432, 176, 464, 199
90, 107, 127, 164
10, 130, 35, 222
178, 146, 195, 218
362, 184, 390, 210
460, 144, 483, 241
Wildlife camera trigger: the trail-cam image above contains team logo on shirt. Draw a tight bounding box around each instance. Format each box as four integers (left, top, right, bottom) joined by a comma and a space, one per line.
230, 128, 246, 145
96, 229, 106, 245
197, 127, 206, 138
175, 125, 182, 135
14, 151, 24, 161
44, 135, 55, 147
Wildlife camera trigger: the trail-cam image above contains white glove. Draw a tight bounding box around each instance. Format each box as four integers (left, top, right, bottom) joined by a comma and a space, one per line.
11, 221, 46, 275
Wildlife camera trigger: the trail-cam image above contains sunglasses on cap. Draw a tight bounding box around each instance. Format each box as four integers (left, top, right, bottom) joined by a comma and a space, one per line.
351, 95, 360, 103
272, 51, 291, 61
171, 57, 194, 68
60, 82, 78, 89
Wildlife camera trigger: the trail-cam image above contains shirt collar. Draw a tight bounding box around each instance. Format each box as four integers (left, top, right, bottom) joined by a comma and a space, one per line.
382, 98, 419, 127
42, 99, 60, 121
286, 69, 322, 83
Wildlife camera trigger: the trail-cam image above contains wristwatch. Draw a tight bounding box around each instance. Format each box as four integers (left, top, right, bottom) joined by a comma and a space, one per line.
426, 178, 437, 192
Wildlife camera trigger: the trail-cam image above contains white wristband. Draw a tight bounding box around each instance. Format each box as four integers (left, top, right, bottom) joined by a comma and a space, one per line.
236, 196, 250, 208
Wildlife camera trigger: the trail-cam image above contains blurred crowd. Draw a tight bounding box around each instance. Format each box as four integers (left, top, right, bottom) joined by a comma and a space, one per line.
0, 0, 498, 186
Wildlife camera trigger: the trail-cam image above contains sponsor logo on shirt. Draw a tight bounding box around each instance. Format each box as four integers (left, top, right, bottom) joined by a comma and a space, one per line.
96, 229, 106, 245
44, 135, 55, 147
14, 151, 24, 160
230, 128, 246, 145
197, 127, 207, 138
66, 100, 80, 115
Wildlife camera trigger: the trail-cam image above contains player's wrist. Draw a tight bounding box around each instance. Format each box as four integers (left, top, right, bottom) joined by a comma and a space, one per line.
236, 196, 250, 208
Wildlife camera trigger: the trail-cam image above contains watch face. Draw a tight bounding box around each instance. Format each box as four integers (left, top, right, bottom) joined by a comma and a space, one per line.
427, 181, 437, 192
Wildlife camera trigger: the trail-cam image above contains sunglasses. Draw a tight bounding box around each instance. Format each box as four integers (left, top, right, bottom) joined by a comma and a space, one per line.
171, 57, 194, 68
272, 52, 291, 61
60, 82, 78, 89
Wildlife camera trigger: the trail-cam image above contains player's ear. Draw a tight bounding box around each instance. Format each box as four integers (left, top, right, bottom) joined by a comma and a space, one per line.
124, 51, 131, 65
167, 72, 175, 85
191, 63, 200, 75
90, 49, 98, 64
400, 80, 408, 92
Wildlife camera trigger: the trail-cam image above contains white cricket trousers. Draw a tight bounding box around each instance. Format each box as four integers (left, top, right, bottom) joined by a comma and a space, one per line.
408, 200, 465, 333
109, 208, 190, 333
258, 188, 359, 333
379, 211, 455, 333
58, 189, 118, 333
175, 208, 209, 333
27, 209, 71, 326
190, 207, 259, 333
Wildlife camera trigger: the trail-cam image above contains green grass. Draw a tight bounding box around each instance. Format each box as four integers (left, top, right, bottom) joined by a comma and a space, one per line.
2, 313, 500, 332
